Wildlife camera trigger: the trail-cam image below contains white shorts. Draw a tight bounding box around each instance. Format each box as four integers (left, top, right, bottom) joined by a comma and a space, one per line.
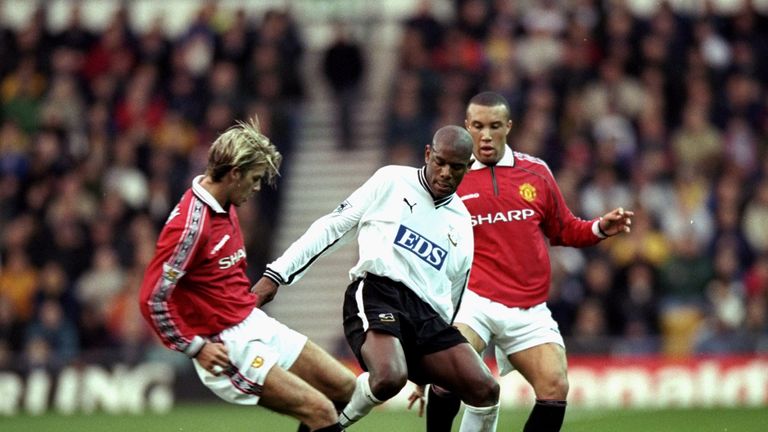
192, 308, 308, 405
454, 290, 564, 376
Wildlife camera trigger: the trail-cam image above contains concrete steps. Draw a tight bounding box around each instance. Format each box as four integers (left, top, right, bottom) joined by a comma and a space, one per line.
262, 42, 396, 352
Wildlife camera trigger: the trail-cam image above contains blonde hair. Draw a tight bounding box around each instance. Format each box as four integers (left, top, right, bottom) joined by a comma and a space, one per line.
206, 117, 282, 185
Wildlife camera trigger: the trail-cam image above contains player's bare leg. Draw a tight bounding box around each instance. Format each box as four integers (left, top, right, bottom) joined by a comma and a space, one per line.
425, 323, 488, 431
508, 342, 569, 432
289, 340, 355, 431
290, 340, 356, 404
421, 340, 499, 432
339, 330, 406, 427
260, 365, 343, 431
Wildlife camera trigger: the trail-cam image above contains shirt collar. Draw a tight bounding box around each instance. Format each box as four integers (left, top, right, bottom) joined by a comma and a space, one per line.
191, 175, 227, 214
418, 166, 454, 208
470, 144, 515, 170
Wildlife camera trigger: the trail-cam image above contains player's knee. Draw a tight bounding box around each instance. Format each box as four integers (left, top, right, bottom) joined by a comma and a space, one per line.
335, 370, 357, 403
479, 377, 500, 404
301, 396, 339, 429
463, 374, 500, 406
368, 367, 408, 400
553, 374, 569, 399
537, 373, 569, 400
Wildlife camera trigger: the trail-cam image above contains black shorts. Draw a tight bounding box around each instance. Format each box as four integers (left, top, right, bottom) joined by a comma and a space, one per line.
342, 273, 467, 384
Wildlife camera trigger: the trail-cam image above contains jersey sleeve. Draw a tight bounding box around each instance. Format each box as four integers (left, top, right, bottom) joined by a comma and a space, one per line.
265, 168, 386, 285
540, 165, 602, 248
141, 205, 209, 357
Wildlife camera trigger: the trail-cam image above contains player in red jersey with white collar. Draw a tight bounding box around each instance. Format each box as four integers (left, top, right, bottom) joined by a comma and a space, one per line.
412, 92, 633, 431
139, 118, 355, 432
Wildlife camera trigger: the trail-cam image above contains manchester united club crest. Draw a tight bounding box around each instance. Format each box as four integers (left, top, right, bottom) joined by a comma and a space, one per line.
251, 356, 264, 368
519, 183, 537, 202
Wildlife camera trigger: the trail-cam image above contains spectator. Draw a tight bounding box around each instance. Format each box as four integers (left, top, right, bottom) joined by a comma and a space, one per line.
1, 56, 46, 134
659, 237, 714, 309
0, 295, 25, 353
743, 179, 768, 254
75, 246, 126, 317
404, 0, 445, 52
0, 248, 39, 321
322, 22, 366, 150
568, 298, 611, 355
23, 298, 79, 368
670, 103, 722, 177
611, 261, 661, 355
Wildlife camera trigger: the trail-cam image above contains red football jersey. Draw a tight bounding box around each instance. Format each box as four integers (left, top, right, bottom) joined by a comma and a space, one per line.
457, 148, 601, 308
139, 177, 256, 354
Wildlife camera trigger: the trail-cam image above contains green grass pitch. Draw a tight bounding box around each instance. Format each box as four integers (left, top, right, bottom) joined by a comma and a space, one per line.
3, 404, 766, 432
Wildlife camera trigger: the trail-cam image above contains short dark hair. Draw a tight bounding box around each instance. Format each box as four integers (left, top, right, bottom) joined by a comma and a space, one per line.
467, 92, 511, 119
432, 125, 473, 159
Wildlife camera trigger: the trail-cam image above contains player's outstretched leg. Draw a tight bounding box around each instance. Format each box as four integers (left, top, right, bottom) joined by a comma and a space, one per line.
426, 385, 461, 431
338, 372, 383, 427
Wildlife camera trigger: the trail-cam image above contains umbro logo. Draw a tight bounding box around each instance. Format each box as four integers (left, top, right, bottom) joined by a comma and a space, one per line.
379, 313, 396, 322
166, 205, 181, 223
403, 198, 417, 213
210, 234, 231, 255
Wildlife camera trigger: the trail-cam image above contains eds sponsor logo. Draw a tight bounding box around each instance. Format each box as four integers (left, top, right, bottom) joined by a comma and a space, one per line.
394, 225, 447, 270
471, 209, 535, 226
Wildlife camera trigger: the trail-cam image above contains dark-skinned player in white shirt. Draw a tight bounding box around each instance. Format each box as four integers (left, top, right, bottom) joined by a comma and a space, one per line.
253, 125, 502, 431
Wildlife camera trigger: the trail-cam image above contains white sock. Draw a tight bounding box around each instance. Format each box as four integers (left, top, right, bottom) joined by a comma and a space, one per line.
458, 402, 500, 432
338, 372, 383, 427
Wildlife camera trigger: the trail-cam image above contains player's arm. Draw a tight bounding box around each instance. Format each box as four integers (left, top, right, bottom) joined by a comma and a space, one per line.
141, 209, 211, 359
596, 207, 634, 237
256, 168, 387, 299
540, 167, 612, 247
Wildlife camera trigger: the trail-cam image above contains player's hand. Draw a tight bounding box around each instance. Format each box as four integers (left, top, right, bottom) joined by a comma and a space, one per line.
599, 207, 634, 237
251, 276, 279, 306
196, 342, 229, 376
407, 384, 426, 417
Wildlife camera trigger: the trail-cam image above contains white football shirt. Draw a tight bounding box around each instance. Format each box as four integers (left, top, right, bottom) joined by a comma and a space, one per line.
265, 165, 474, 322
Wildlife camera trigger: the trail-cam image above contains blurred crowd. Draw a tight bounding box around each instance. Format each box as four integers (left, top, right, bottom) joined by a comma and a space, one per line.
0, 3, 303, 370
386, 0, 768, 356
1, 0, 768, 373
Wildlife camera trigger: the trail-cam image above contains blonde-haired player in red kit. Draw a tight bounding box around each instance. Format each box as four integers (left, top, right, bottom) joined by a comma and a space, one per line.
411, 92, 633, 431
139, 118, 355, 432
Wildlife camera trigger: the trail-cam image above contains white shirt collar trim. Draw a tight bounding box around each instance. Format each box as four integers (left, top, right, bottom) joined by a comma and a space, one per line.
470, 144, 515, 170
191, 175, 227, 213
